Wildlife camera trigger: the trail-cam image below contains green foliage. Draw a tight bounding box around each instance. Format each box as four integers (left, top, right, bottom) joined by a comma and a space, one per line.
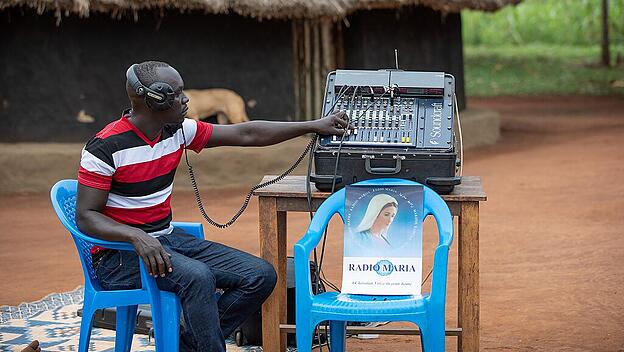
462, 1, 624, 96
463, 0, 624, 46
465, 44, 624, 96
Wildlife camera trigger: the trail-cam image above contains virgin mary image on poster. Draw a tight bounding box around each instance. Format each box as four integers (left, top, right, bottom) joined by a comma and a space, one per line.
351, 193, 398, 252
344, 186, 422, 258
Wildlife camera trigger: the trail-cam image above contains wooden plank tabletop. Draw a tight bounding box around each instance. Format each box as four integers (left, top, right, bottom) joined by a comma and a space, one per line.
253, 175, 487, 202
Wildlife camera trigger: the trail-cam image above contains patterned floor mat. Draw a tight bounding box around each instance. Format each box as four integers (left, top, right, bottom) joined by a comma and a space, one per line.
0, 287, 268, 351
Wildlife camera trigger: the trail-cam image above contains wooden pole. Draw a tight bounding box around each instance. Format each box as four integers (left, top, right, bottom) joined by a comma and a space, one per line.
320, 17, 335, 79
336, 20, 346, 69
312, 19, 322, 120
258, 197, 288, 352
303, 19, 312, 121
296, 20, 306, 121
458, 202, 480, 352
291, 20, 300, 121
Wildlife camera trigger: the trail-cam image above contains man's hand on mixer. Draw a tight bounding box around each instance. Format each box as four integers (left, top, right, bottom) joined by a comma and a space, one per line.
314, 111, 351, 136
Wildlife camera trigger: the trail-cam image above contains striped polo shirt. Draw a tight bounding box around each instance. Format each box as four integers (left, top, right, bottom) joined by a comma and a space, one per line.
78, 111, 213, 236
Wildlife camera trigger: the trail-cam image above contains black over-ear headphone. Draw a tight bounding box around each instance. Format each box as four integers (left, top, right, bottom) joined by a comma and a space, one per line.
126, 64, 176, 111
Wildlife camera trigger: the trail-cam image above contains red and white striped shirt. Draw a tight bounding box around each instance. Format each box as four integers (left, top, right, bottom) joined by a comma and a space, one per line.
78, 111, 213, 236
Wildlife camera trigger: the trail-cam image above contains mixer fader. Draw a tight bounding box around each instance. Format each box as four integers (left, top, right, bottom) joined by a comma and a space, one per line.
330, 95, 423, 147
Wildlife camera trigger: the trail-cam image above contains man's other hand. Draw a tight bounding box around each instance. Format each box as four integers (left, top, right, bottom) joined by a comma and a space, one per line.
313, 111, 350, 136
21, 340, 41, 352
130, 230, 173, 278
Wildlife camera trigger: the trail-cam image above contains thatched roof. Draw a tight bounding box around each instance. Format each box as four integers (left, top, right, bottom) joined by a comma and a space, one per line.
0, 0, 522, 20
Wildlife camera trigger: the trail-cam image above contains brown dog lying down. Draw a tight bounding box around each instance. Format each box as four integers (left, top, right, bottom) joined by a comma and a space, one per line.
184, 88, 250, 124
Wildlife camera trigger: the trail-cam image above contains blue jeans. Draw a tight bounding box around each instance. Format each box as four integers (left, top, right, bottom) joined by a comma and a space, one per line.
94, 227, 277, 352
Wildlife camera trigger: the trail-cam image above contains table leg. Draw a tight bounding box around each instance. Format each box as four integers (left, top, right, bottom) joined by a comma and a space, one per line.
259, 196, 288, 352
458, 202, 480, 352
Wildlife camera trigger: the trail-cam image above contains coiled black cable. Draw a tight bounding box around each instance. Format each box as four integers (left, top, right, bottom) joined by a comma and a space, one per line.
180, 81, 350, 229
181, 126, 316, 229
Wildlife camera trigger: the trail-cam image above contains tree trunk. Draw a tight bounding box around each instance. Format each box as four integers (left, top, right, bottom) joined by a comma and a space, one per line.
601, 0, 610, 66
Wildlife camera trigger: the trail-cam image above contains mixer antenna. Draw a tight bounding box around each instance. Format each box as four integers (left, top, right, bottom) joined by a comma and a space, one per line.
394, 49, 399, 70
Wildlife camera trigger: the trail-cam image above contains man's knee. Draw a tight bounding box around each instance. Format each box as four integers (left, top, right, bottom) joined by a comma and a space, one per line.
177, 263, 217, 295
253, 260, 277, 297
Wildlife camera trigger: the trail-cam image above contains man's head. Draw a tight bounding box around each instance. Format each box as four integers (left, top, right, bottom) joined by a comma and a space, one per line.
126, 61, 189, 125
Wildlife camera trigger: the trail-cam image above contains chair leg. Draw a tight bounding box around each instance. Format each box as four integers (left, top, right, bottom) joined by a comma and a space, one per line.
78, 302, 95, 352
419, 328, 428, 352
115, 305, 138, 352
151, 293, 181, 352
412, 321, 429, 352
329, 320, 346, 352
426, 315, 445, 352
295, 317, 315, 352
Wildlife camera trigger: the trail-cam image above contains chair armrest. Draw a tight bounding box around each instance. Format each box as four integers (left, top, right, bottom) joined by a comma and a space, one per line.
293, 190, 344, 304
93, 241, 159, 293
136, 222, 203, 291
429, 244, 450, 307
424, 188, 454, 248
87, 234, 162, 292
440, 230, 453, 247
139, 259, 160, 292
171, 222, 205, 240
293, 215, 340, 304
295, 199, 344, 254
294, 242, 314, 306
73, 233, 136, 252
295, 228, 324, 255
71, 230, 160, 291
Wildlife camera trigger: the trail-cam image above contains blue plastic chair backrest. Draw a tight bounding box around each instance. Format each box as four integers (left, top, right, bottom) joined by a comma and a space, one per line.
296, 178, 453, 309
310, 179, 453, 301
51, 179, 101, 290
311, 178, 453, 248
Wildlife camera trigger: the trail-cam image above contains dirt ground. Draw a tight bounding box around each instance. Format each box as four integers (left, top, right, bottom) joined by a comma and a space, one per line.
1, 96, 623, 351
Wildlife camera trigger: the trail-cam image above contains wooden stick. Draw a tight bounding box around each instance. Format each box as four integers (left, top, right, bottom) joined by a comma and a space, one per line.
336, 20, 346, 69
312, 19, 322, 120
320, 17, 335, 79
303, 19, 312, 121
279, 324, 462, 336
291, 20, 300, 121
296, 20, 306, 121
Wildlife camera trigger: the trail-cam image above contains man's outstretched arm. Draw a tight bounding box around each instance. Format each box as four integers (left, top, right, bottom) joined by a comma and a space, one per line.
76, 184, 172, 278
205, 111, 349, 147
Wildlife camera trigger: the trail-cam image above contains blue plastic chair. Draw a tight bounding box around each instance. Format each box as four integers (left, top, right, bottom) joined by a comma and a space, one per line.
51, 179, 204, 352
294, 178, 453, 352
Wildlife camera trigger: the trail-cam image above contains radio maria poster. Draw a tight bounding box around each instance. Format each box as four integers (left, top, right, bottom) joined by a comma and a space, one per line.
342, 185, 423, 295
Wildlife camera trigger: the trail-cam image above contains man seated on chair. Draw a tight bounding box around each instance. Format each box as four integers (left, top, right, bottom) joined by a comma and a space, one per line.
75, 60, 348, 352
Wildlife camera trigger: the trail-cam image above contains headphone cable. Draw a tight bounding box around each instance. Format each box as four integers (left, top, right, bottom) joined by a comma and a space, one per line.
180, 82, 350, 230
181, 126, 315, 229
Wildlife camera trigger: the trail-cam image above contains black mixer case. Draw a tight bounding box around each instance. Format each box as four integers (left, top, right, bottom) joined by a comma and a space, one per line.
312, 69, 462, 194
313, 146, 459, 194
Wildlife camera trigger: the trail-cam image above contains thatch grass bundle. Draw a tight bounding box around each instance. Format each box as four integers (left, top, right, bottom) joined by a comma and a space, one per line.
0, 0, 522, 21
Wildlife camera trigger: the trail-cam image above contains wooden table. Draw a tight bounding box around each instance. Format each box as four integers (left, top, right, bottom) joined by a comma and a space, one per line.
253, 175, 486, 352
